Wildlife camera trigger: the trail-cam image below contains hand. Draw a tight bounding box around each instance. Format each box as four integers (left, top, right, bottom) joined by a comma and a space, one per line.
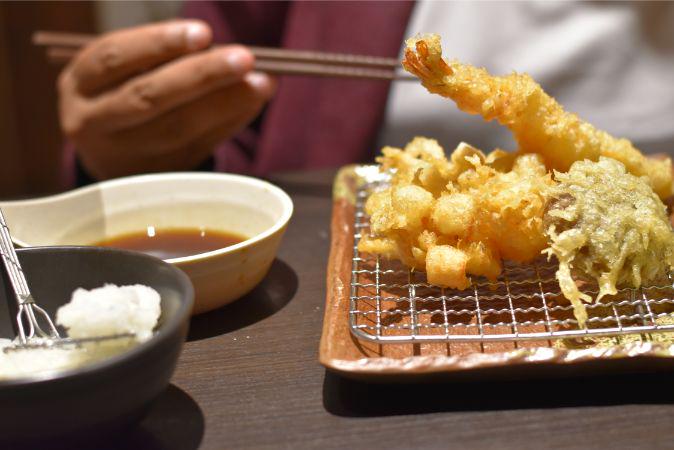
58, 20, 276, 179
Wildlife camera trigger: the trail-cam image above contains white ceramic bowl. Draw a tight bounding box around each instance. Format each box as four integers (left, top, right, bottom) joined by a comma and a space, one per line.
0, 172, 293, 314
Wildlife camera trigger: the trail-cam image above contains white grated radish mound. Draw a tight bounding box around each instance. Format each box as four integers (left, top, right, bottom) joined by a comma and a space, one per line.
56, 284, 161, 342
0, 284, 162, 380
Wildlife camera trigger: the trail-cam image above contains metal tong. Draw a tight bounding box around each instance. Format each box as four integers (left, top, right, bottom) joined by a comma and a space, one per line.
0, 208, 134, 351
0, 208, 60, 345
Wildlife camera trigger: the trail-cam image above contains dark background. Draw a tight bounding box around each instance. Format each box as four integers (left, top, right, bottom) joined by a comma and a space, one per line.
0, 1, 95, 196
0, 1, 179, 197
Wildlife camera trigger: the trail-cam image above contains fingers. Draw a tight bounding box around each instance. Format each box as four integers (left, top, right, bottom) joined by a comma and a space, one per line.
76, 73, 275, 179
113, 72, 275, 156
58, 19, 278, 179
68, 20, 212, 95
83, 45, 256, 131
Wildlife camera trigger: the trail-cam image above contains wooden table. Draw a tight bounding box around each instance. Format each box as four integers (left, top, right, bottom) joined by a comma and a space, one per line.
107, 169, 674, 450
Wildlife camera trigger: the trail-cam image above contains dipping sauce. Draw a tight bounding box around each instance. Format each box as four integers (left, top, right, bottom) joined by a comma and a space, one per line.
94, 227, 247, 259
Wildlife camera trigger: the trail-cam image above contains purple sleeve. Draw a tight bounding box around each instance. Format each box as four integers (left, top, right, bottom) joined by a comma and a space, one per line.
181, 1, 289, 46
180, 1, 291, 175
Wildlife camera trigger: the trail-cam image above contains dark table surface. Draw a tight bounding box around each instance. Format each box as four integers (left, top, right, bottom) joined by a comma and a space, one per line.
105, 169, 674, 450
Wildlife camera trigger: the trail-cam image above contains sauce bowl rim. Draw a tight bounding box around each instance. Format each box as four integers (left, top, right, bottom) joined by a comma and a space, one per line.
6, 172, 294, 263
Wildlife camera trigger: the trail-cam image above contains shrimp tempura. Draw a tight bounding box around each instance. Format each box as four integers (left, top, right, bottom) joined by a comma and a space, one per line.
402, 34, 673, 199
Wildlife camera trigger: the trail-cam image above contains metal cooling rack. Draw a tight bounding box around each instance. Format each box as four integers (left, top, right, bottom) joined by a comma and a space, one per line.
349, 180, 674, 343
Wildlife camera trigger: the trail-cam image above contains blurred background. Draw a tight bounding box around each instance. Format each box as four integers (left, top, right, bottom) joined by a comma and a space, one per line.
1, 1, 673, 198
0, 1, 179, 197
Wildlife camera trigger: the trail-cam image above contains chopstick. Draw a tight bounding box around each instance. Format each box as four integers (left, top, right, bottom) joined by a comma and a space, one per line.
33, 31, 415, 81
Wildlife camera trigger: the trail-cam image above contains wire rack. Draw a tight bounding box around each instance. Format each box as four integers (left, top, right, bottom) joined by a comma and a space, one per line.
349, 179, 674, 344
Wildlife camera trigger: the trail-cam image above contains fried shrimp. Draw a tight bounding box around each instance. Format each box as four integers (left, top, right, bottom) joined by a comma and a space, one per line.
402, 34, 673, 200
358, 137, 554, 289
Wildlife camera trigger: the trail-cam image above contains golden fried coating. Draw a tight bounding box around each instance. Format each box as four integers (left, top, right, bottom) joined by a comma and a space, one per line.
402, 34, 673, 200
544, 157, 674, 326
358, 137, 554, 289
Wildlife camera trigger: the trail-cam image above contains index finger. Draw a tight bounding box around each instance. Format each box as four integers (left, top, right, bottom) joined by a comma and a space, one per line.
69, 20, 212, 95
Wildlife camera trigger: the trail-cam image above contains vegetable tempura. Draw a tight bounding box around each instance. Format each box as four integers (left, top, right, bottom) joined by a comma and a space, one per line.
358, 137, 554, 289
544, 157, 674, 326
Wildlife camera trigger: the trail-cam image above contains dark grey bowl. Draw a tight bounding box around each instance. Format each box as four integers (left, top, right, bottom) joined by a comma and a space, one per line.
0, 246, 193, 442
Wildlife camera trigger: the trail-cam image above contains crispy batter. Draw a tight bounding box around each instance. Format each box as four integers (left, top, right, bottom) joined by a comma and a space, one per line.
360, 32, 674, 326
358, 137, 554, 289
402, 34, 673, 199
544, 157, 674, 326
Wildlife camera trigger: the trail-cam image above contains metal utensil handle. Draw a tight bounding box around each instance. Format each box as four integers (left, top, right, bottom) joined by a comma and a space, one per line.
0, 208, 60, 342
3, 333, 137, 353
0, 208, 33, 304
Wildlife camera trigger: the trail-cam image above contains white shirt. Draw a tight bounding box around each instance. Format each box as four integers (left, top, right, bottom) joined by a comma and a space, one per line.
378, 1, 674, 156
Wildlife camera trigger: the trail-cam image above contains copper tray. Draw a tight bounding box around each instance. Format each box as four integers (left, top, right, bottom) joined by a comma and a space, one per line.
319, 165, 674, 381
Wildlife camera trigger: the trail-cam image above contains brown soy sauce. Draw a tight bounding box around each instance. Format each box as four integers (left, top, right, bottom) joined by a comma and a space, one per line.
94, 227, 247, 259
